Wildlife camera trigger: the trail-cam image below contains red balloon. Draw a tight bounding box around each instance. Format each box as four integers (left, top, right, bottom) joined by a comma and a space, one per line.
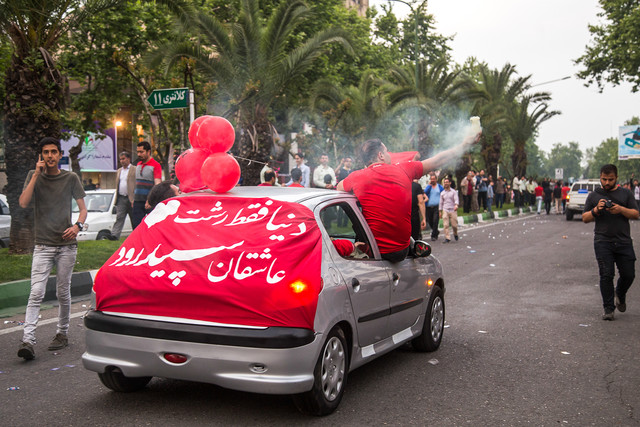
197, 116, 235, 153
175, 148, 209, 193
188, 115, 212, 149
201, 153, 241, 193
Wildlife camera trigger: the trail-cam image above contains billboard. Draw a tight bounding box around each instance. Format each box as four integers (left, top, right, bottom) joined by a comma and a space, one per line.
60, 129, 118, 172
618, 125, 640, 160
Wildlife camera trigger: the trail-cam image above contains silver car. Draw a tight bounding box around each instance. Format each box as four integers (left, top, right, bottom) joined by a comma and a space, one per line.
82, 187, 445, 415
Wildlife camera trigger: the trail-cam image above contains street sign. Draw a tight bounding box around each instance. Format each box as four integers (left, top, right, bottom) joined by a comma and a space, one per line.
555, 168, 563, 179
147, 88, 189, 110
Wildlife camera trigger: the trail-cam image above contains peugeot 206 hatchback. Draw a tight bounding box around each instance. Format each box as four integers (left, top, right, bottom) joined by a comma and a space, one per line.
82, 187, 445, 415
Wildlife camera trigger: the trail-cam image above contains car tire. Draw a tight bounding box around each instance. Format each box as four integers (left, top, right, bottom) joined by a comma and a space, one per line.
412, 285, 444, 353
96, 231, 111, 240
292, 326, 348, 416
98, 368, 152, 392
566, 210, 574, 221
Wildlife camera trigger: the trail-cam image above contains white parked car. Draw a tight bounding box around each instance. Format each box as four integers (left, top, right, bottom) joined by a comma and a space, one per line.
72, 190, 132, 240
0, 194, 10, 248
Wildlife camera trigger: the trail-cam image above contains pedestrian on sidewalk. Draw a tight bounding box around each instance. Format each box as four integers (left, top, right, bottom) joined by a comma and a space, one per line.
424, 173, 443, 241
17, 137, 87, 360
535, 182, 543, 214
583, 164, 639, 320
110, 151, 135, 239
487, 179, 494, 216
439, 178, 459, 243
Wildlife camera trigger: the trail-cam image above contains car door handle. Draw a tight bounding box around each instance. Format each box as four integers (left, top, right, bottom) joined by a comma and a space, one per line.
392, 273, 399, 281
351, 278, 360, 288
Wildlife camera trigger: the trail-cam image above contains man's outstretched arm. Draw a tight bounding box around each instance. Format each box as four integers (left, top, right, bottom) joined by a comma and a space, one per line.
421, 133, 481, 175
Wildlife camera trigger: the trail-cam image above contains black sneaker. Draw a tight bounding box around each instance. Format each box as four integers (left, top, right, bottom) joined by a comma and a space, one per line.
602, 311, 615, 321
615, 295, 626, 313
48, 333, 68, 351
454, 235, 459, 241
18, 342, 35, 360
443, 239, 450, 243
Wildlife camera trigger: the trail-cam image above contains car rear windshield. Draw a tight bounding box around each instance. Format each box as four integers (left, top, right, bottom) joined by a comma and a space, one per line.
570, 183, 601, 192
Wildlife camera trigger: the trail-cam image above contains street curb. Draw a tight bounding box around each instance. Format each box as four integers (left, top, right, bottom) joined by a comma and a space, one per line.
0, 269, 97, 315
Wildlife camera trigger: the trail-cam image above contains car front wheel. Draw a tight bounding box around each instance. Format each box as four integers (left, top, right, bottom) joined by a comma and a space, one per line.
98, 368, 152, 392
412, 286, 444, 352
292, 326, 348, 416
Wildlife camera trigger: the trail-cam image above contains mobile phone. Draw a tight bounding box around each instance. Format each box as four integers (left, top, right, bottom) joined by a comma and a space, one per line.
39, 154, 44, 172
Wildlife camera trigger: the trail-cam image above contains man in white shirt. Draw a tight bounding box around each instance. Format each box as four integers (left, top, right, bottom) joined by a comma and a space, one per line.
512, 175, 521, 208
286, 153, 310, 187
439, 177, 459, 243
313, 153, 336, 188
111, 152, 136, 239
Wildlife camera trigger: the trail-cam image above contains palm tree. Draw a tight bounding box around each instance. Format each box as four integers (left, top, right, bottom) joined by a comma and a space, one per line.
385, 60, 465, 157
507, 95, 560, 177
1, 0, 119, 253
464, 63, 531, 180
153, 0, 353, 184
309, 70, 387, 158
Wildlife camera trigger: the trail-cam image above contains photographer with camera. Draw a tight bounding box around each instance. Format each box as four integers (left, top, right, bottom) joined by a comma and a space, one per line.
583, 164, 640, 320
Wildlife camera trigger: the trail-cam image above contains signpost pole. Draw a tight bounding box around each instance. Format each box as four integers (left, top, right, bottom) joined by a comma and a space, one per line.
189, 90, 195, 124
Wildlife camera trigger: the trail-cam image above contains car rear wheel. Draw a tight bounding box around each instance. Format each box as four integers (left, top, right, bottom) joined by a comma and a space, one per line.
412, 286, 444, 352
566, 210, 574, 221
292, 326, 348, 416
98, 367, 152, 392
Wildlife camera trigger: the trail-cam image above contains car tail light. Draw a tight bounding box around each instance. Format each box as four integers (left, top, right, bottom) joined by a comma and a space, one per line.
426, 279, 433, 287
290, 281, 307, 293
163, 353, 188, 364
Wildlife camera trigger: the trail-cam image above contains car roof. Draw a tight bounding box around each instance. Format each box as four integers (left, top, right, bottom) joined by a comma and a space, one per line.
179, 186, 350, 205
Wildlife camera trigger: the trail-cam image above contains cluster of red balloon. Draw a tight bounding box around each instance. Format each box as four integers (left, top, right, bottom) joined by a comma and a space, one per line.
175, 116, 240, 193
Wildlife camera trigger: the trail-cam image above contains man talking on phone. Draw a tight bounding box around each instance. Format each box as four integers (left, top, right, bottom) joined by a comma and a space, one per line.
17, 137, 87, 360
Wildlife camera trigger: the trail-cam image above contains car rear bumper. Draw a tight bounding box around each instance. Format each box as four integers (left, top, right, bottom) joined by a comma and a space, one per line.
82, 311, 321, 394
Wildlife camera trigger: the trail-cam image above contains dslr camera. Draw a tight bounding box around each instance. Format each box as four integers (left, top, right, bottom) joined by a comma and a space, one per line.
603, 199, 614, 209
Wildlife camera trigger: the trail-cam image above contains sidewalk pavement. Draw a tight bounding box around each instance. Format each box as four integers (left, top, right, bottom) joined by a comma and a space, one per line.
0, 270, 98, 317
0, 206, 537, 316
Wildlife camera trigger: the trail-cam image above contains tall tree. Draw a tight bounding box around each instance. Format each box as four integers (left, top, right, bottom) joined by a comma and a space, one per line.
544, 142, 583, 180
0, 0, 118, 254
309, 70, 387, 160
385, 60, 465, 157
507, 95, 560, 177
576, 0, 640, 92
152, 0, 353, 184
465, 64, 531, 180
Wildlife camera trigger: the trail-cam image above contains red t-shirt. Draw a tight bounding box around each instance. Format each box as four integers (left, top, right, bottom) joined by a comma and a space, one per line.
562, 186, 570, 199
535, 186, 543, 197
288, 183, 304, 188
342, 161, 424, 254
258, 183, 273, 186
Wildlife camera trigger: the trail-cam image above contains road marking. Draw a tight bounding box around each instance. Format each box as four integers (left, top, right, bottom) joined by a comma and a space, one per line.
461, 214, 537, 232
0, 311, 86, 336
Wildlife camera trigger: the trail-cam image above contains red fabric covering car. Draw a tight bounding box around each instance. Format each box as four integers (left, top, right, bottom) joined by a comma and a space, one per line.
94, 194, 322, 330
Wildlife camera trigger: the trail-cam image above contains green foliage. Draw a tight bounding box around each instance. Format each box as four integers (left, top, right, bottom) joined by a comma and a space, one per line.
0, 239, 122, 283
542, 142, 583, 180
576, 0, 640, 92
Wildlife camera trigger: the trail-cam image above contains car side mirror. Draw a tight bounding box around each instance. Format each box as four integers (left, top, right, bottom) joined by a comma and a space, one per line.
413, 240, 431, 257
112, 206, 117, 214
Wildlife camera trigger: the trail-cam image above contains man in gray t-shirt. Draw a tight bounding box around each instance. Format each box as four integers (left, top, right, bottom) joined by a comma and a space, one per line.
17, 137, 87, 360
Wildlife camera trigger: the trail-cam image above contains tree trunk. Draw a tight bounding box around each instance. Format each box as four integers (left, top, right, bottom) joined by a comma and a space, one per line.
480, 131, 502, 180
417, 115, 433, 158
511, 141, 527, 178
4, 51, 64, 254
238, 107, 273, 186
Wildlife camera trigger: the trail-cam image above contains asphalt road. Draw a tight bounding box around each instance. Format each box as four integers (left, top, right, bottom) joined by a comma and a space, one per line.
1, 213, 639, 426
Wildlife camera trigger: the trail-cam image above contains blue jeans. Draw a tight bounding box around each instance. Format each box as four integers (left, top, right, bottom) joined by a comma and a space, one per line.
23, 244, 77, 345
594, 240, 636, 313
